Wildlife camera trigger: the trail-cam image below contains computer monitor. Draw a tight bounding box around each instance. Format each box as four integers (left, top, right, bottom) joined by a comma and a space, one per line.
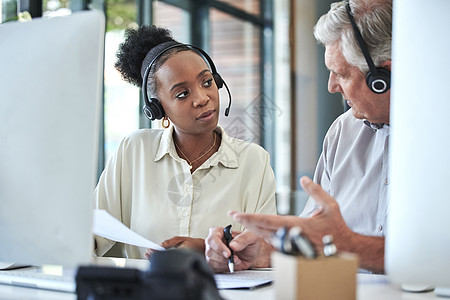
0, 10, 105, 267
386, 0, 450, 294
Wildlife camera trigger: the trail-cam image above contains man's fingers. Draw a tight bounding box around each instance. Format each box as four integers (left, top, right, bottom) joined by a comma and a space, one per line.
231, 215, 277, 238
309, 206, 324, 217
230, 212, 302, 239
231, 230, 242, 238
228, 231, 259, 251
230, 213, 281, 230
300, 176, 333, 207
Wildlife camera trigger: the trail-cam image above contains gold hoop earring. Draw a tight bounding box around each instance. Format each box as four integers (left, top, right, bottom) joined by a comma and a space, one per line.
162, 116, 170, 128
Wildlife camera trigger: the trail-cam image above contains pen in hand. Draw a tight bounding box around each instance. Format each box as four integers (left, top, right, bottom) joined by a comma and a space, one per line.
223, 225, 234, 273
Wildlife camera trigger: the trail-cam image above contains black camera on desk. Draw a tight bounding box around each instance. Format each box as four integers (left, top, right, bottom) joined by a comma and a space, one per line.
76, 249, 223, 300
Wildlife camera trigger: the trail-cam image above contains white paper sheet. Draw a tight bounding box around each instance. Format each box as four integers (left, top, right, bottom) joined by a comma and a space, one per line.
93, 209, 165, 251
214, 269, 273, 289
0, 262, 29, 270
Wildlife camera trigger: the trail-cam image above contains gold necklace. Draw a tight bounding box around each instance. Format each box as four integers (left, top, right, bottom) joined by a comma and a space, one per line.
174, 133, 217, 170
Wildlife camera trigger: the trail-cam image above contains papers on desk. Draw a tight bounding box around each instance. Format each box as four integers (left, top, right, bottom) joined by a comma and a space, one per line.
92, 210, 272, 289
0, 262, 29, 270
214, 269, 273, 289
93, 209, 165, 251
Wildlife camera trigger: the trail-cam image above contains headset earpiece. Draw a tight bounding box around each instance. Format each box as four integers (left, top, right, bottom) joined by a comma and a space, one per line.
366, 67, 390, 94
143, 97, 165, 121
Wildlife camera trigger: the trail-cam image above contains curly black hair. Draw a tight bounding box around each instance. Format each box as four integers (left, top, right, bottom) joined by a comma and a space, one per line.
114, 25, 176, 88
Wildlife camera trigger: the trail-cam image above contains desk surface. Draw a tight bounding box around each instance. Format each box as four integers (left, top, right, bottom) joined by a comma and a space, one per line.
0, 273, 443, 300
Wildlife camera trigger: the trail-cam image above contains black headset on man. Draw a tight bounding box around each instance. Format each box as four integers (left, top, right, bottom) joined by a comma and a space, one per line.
141, 42, 232, 121
345, 0, 390, 94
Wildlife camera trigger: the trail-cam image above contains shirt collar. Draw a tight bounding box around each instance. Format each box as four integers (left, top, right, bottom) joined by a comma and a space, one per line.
154, 125, 239, 169
154, 125, 177, 162
363, 120, 389, 131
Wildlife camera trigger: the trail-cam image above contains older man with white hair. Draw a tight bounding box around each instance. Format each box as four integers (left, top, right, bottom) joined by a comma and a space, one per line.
205, 0, 392, 274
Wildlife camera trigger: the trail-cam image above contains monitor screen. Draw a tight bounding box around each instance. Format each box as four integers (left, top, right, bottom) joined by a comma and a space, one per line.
0, 10, 105, 267
386, 0, 450, 292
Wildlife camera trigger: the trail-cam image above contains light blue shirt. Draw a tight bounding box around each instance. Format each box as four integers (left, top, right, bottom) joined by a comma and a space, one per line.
300, 109, 390, 237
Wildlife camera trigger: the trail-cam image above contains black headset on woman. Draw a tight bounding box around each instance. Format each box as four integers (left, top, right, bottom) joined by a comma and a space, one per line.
141, 42, 232, 120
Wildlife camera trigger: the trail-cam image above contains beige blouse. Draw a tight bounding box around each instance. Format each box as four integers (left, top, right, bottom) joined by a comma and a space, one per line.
94, 126, 277, 258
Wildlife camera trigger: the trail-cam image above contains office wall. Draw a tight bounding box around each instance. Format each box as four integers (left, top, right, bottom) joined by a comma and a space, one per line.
293, 0, 344, 188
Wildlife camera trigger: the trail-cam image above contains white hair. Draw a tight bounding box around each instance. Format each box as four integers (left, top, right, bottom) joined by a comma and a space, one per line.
313, 0, 392, 73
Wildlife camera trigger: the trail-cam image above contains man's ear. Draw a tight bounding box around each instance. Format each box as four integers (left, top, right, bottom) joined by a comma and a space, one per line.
380, 60, 391, 71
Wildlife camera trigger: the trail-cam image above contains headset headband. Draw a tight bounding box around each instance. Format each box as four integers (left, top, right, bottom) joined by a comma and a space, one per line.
142, 42, 222, 101
345, 0, 378, 75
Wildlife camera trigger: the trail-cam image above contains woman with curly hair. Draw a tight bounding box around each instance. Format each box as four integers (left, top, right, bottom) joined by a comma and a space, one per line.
94, 25, 276, 259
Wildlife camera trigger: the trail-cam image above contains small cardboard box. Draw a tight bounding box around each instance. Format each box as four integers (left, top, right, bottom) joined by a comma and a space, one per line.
272, 252, 359, 300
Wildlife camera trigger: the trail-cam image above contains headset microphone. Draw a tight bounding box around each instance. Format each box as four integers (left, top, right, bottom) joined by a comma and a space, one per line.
222, 80, 232, 117
142, 42, 232, 120
345, 0, 390, 94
